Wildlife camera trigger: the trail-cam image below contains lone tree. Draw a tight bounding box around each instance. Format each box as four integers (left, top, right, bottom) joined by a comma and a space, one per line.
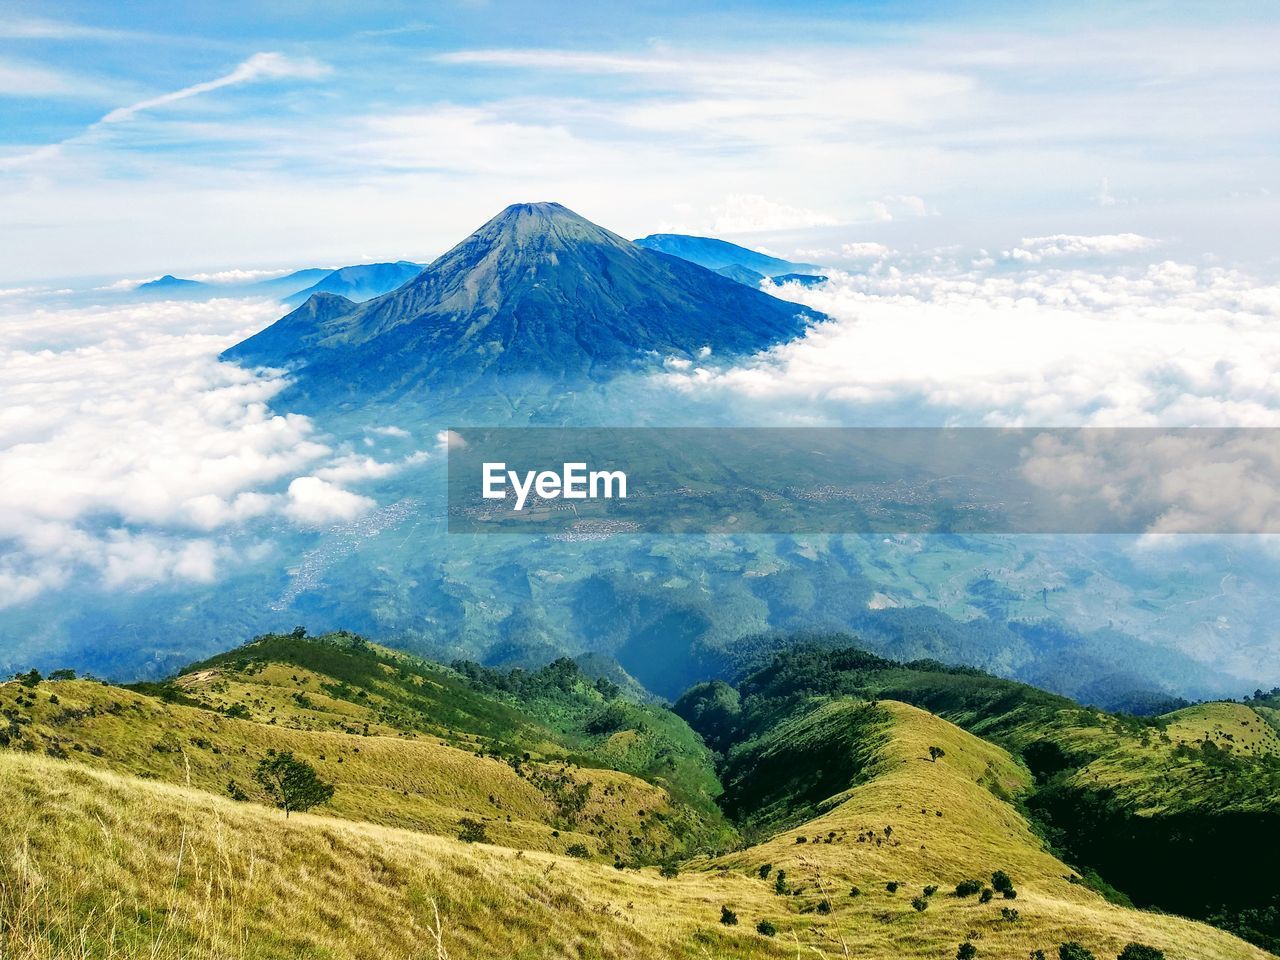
928, 745, 946, 762
1058, 943, 1096, 960
1117, 947, 1164, 960
253, 750, 334, 817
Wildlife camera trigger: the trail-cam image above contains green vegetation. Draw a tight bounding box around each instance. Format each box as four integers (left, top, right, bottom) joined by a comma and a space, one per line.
0, 631, 1273, 960
678, 641, 1280, 951
253, 750, 334, 817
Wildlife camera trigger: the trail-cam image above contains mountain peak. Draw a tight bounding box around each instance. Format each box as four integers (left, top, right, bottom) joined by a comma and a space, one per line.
223, 203, 823, 399
464, 201, 628, 254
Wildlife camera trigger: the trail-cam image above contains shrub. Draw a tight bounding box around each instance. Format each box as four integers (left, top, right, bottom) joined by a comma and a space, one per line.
929, 745, 946, 762
720, 906, 738, 926
1058, 944, 1096, 960
955, 879, 982, 897
849, 886, 861, 897
911, 896, 928, 912
1002, 888, 1018, 900
457, 818, 489, 843
979, 887, 994, 903
774, 870, 788, 895
225, 780, 249, 801
659, 860, 680, 878
756, 920, 777, 937
957, 943, 977, 960
1000, 907, 1019, 922
991, 870, 1014, 894
758, 863, 772, 879
566, 843, 591, 859
885, 881, 899, 893
817, 899, 831, 915
923, 885, 938, 897
1117, 947, 1164, 960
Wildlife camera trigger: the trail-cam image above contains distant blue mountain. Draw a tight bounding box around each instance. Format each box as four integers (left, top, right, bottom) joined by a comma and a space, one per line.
282, 261, 424, 307
247, 268, 332, 296
136, 274, 206, 296
634, 234, 822, 278
224, 202, 822, 398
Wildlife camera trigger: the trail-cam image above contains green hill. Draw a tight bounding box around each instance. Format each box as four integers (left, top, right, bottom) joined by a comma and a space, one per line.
0, 632, 1274, 959
677, 642, 1280, 951
2, 631, 731, 864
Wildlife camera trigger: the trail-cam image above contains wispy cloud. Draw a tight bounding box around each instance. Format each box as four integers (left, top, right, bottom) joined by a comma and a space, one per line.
0, 59, 87, 96
101, 52, 329, 124
0, 17, 134, 41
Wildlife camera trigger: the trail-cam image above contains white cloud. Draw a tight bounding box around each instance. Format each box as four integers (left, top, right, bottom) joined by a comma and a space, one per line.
660, 252, 1280, 428
840, 242, 895, 260
0, 18, 132, 40
283, 477, 375, 526
101, 52, 330, 125
0, 59, 84, 96
95, 276, 160, 291
1004, 233, 1159, 263
187, 267, 294, 284
313, 454, 402, 484
0, 52, 330, 173
710, 194, 839, 233
0, 295, 383, 600
1019, 431, 1280, 534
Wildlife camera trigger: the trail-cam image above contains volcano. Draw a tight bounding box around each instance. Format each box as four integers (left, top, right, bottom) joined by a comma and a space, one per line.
222, 202, 821, 399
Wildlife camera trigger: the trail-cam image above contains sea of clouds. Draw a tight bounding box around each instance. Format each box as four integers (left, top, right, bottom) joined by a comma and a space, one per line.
4, 237, 1280, 609
0, 295, 420, 607
666, 238, 1280, 428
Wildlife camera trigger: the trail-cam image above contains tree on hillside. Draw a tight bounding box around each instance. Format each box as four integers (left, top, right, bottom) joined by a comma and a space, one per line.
253, 750, 334, 818
1117, 946, 1164, 960
928, 745, 946, 762
1059, 943, 1096, 960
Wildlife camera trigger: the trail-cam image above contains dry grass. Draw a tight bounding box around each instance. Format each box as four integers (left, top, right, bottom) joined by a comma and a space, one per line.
0, 701, 1269, 959
0, 679, 683, 862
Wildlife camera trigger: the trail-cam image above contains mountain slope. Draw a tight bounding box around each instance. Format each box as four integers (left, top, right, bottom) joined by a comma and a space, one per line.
678, 643, 1280, 952
634, 234, 821, 277
0, 632, 731, 862
1, 691, 1267, 960
221, 202, 821, 398
281, 260, 423, 307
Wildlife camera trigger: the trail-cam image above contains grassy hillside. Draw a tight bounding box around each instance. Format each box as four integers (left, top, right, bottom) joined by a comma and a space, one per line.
1, 699, 1268, 960
678, 642, 1280, 951
0, 632, 731, 864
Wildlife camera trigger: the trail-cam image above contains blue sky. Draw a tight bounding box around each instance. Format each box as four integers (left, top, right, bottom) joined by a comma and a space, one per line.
1, 0, 1277, 281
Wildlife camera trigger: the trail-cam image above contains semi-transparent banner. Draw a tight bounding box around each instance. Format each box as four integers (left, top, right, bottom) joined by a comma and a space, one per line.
445, 428, 1280, 535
